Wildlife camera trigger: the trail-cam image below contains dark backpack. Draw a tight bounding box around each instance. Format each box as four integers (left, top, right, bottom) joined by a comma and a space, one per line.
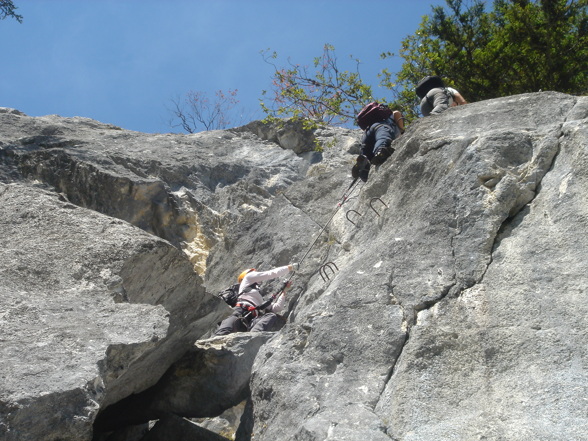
216, 283, 257, 307
216, 283, 241, 307
357, 102, 393, 130
415, 76, 446, 99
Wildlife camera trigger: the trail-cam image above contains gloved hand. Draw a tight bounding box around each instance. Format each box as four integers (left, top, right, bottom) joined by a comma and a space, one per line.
289, 262, 300, 272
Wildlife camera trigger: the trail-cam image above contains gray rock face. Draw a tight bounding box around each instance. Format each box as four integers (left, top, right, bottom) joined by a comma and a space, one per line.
0, 111, 344, 440
376, 95, 588, 441
0, 183, 224, 441
0, 110, 308, 275
239, 92, 588, 441
1, 92, 587, 441
141, 414, 230, 441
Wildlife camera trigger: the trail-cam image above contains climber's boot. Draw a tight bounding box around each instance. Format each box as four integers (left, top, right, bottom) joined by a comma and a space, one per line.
371, 146, 395, 166
351, 155, 371, 182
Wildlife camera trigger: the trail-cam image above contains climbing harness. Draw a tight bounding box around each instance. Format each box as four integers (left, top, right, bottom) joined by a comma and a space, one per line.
239, 277, 293, 323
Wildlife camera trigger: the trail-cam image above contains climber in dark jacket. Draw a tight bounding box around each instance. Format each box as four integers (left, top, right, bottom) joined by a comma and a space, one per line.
361, 115, 401, 162
352, 111, 404, 182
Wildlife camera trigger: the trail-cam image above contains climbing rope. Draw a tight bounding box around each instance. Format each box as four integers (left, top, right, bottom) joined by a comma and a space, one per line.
296, 176, 362, 269
254, 177, 363, 313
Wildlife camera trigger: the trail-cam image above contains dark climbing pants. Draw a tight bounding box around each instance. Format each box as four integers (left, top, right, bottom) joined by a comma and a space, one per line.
361, 122, 395, 160
214, 307, 280, 336
214, 307, 249, 335
249, 313, 279, 332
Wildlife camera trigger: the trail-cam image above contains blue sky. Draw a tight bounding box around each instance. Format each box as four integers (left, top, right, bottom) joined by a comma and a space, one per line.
0, 1, 439, 134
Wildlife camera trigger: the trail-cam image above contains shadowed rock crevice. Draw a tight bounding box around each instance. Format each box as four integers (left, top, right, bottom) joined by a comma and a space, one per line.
92, 334, 272, 440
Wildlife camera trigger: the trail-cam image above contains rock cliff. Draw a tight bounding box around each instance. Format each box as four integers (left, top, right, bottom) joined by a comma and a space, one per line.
0, 91, 587, 441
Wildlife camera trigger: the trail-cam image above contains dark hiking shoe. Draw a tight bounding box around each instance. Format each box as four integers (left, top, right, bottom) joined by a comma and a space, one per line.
351, 155, 371, 182
371, 146, 395, 166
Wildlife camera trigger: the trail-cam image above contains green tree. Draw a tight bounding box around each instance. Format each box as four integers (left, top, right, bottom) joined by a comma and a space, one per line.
260, 44, 375, 128
259, 1, 587, 126
1, 0, 22, 23
389, 0, 588, 117
491, 0, 588, 95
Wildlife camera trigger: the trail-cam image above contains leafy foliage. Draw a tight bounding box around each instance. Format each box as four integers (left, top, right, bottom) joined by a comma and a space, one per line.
389, 0, 588, 117
0, 0, 22, 23
260, 44, 375, 129
170, 1, 587, 133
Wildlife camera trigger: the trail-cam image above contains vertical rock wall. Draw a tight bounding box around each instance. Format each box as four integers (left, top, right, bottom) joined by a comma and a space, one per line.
234, 93, 588, 441
1, 93, 587, 440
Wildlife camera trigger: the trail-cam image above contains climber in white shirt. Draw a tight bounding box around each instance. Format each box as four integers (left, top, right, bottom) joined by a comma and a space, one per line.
214, 263, 298, 335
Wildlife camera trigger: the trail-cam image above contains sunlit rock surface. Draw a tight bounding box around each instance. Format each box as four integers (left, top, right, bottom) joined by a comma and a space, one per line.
1, 92, 587, 440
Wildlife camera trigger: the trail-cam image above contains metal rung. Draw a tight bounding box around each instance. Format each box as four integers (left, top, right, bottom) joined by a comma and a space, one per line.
319, 262, 339, 282
345, 209, 362, 226
369, 198, 388, 217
